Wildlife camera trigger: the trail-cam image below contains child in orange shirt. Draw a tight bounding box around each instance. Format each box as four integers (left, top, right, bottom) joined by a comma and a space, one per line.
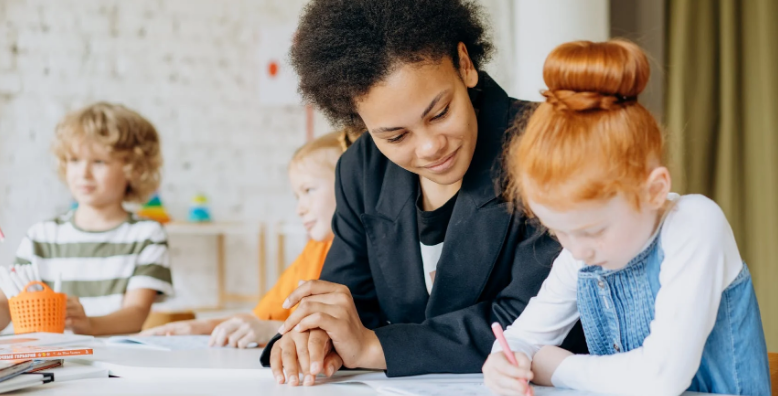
142, 130, 353, 347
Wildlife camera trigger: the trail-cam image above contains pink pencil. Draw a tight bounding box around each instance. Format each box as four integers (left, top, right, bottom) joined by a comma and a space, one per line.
0, 226, 4, 243
492, 322, 532, 396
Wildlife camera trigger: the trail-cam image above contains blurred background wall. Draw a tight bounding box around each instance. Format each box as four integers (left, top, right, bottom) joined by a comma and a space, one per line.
0, 0, 517, 311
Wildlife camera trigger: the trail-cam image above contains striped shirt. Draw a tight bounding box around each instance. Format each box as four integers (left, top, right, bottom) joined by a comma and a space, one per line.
13, 211, 174, 317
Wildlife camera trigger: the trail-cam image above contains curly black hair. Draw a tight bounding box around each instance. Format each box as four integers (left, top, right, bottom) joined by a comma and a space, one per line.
290, 0, 494, 128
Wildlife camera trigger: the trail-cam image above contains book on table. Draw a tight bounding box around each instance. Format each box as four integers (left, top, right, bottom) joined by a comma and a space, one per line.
0, 332, 94, 360
0, 333, 104, 394
0, 332, 93, 348
0, 345, 93, 360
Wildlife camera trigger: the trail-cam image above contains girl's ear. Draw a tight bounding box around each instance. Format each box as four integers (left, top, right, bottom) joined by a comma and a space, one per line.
645, 167, 672, 210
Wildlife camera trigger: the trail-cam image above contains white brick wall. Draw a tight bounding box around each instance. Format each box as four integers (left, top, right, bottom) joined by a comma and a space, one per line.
0, 0, 513, 311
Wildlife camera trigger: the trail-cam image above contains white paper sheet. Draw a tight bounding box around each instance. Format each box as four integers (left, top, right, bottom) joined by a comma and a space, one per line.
105, 335, 258, 351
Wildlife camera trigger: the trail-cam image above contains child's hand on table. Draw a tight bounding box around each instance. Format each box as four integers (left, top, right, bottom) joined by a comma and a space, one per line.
208, 314, 276, 348
140, 319, 215, 336
483, 351, 534, 396
65, 295, 93, 334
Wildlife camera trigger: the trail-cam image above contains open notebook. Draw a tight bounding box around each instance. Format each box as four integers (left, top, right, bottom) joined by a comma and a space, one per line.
106, 335, 259, 351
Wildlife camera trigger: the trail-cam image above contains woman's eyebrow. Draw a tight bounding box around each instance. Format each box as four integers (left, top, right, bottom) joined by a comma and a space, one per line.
420, 89, 449, 119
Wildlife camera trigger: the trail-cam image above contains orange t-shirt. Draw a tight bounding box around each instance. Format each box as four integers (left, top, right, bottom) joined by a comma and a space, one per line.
252, 239, 332, 321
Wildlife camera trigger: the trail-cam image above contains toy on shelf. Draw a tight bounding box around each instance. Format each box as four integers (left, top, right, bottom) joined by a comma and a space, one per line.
137, 193, 171, 224
188, 194, 211, 223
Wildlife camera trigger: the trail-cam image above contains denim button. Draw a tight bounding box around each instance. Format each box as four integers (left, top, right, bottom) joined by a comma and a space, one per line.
613, 343, 620, 352
597, 280, 605, 288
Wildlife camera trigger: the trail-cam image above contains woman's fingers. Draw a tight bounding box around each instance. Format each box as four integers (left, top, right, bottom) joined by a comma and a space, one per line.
293, 312, 343, 334
269, 342, 285, 384
307, 329, 332, 376
280, 336, 302, 386
322, 350, 343, 377
281, 280, 349, 312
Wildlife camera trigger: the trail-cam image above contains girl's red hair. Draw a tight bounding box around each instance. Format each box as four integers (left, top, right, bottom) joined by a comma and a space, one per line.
506, 39, 663, 213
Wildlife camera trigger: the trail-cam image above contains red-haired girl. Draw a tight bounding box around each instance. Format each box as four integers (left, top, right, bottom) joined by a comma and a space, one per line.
483, 40, 770, 396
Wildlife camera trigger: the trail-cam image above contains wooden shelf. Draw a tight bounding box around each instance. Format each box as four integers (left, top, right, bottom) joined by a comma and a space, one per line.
162, 221, 266, 310
164, 221, 256, 235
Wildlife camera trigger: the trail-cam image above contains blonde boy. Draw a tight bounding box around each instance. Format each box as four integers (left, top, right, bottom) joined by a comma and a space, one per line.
0, 102, 173, 335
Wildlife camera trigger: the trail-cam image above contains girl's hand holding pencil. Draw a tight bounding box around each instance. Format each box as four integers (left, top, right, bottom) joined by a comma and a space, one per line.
483, 323, 535, 396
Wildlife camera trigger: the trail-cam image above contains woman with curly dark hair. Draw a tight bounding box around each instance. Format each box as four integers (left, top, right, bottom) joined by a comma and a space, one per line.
262, 0, 588, 384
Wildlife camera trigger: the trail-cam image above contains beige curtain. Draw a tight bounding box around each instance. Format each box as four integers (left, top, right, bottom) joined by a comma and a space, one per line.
666, 0, 778, 351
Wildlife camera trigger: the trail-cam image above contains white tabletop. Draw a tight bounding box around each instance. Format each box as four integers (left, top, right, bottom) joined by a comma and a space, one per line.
72, 344, 267, 378
9, 343, 722, 395
13, 377, 375, 396
13, 344, 381, 395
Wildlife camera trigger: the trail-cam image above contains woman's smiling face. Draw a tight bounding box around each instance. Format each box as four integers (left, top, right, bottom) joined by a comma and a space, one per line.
356, 44, 480, 187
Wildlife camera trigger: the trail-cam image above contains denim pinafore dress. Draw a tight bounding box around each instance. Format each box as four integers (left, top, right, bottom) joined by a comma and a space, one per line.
577, 235, 771, 395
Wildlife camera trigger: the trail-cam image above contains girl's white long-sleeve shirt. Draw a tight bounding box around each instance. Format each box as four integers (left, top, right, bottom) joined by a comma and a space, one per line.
492, 194, 744, 396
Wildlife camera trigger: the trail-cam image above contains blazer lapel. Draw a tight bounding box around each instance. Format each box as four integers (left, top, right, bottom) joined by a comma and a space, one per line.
362, 161, 429, 323
426, 72, 517, 318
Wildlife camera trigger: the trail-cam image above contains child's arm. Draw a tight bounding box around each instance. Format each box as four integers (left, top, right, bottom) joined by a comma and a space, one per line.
548, 197, 741, 395
140, 317, 225, 336
66, 288, 157, 335
494, 249, 582, 357
530, 345, 572, 386
483, 250, 580, 395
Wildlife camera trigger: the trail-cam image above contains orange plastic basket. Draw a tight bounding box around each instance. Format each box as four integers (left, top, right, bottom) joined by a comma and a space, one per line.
9, 281, 66, 334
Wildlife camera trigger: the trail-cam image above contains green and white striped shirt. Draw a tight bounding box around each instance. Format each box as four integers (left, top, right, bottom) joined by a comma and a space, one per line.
13, 211, 174, 317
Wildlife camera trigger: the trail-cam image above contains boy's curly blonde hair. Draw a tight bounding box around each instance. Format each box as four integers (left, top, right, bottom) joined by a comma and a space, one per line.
52, 102, 163, 203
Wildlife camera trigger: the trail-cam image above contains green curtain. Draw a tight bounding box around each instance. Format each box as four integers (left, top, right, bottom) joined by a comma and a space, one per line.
666, 0, 778, 351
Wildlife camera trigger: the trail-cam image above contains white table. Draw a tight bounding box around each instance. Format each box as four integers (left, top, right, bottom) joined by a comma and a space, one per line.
9, 344, 721, 395
13, 377, 374, 396
72, 345, 267, 379
12, 344, 374, 395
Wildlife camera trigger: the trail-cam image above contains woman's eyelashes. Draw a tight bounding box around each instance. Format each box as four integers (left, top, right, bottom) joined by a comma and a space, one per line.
386, 105, 451, 144
431, 104, 450, 121
387, 132, 406, 143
